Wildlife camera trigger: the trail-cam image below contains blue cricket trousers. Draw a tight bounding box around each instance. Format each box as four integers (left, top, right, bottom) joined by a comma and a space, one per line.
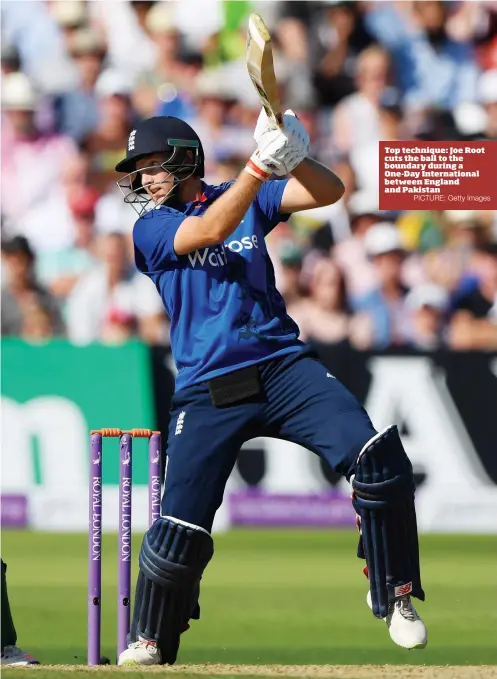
161, 350, 377, 531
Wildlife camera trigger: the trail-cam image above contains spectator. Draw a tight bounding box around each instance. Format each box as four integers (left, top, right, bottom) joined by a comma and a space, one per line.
20, 299, 57, 344
1, 236, 64, 337
61, 147, 93, 196
364, 0, 480, 109
270, 13, 315, 111
331, 44, 393, 154
289, 258, 350, 344
311, 0, 372, 108
471, 2, 497, 71
186, 69, 254, 178
131, 3, 183, 118
36, 186, 100, 300
353, 223, 412, 348
405, 283, 449, 350
93, 185, 136, 237
1, 0, 81, 93
277, 241, 305, 306
444, 209, 490, 251
448, 243, 497, 350
209, 154, 247, 185
1, 43, 21, 77
65, 232, 167, 345
49, 0, 89, 51
350, 89, 406, 194
53, 28, 107, 142
173, 0, 225, 54
83, 69, 135, 192
156, 51, 204, 121
1, 72, 78, 252
290, 155, 356, 251
477, 69, 497, 140
425, 210, 491, 293
334, 190, 385, 299
91, 0, 156, 81
100, 308, 139, 346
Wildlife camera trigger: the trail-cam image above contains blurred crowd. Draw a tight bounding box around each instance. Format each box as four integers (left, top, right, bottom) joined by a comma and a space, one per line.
1, 0, 496, 351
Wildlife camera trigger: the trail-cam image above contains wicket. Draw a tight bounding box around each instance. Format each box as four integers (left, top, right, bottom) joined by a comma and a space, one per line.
88, 428, 162, 666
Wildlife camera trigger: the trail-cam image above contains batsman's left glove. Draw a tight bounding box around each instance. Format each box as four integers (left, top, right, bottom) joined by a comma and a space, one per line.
253, 108, 310, 176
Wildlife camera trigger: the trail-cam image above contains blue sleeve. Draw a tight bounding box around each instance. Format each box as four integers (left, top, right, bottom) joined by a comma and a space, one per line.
255, 179, 291, 236
133, 210, 184, 274
364, 4, 417, 49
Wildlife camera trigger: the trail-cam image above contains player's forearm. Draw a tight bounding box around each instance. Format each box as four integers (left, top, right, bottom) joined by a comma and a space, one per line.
291, 158, 345, 206
174, 172, 264, 255
200, 171, 263, 242
280, 157, 345, 213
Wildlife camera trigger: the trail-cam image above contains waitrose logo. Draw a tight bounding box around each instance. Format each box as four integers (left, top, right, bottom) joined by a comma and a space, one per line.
187, 235, 259, 268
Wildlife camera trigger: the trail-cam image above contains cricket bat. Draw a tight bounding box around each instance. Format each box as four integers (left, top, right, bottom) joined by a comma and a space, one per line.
246, 13, 283, 129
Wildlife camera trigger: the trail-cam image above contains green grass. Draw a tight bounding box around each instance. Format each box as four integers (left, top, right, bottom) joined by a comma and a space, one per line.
2, 530, 496, 668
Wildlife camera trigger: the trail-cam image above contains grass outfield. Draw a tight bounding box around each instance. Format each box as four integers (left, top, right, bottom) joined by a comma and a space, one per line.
1, 530, 496, 677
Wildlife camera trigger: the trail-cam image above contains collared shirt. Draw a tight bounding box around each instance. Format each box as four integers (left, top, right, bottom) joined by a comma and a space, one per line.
133, 180, 304, 391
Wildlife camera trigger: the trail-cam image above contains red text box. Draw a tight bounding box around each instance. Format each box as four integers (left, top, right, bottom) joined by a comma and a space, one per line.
379, 141, 497, 210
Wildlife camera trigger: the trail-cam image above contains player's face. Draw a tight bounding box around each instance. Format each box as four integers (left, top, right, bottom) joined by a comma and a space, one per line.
3, 252, 32, 286
136, 154, 175, 202
373, 251, 403, 285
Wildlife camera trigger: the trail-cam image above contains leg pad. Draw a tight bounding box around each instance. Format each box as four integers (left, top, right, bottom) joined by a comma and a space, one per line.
352, 426, 425, 619
130, 517, 213, 664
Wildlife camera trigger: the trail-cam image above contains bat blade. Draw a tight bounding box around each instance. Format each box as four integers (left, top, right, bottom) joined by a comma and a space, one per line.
246, 13, 283, 129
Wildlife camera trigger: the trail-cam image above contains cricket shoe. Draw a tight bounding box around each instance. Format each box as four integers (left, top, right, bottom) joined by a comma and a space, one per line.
1, 645, 40, 666
367, 590, 427, 649
118, 637, 162, 666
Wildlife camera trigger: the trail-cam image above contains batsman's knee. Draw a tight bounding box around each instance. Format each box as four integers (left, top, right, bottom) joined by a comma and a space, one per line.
351, 425, 425, 619
131, 516, 214, 664
352, 424, 414, 501
140, 515, 213, 581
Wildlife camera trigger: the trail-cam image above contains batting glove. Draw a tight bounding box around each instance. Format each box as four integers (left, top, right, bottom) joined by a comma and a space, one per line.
254, 108, 309, 147
245, 109, 309, 181
253, 108, 276, 143
278, 110, 310, 176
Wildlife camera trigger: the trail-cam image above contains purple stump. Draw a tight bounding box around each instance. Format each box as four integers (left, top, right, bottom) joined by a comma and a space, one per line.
88, 433, 103, 666
148, 433, 161, 527
117, 433, 132, 659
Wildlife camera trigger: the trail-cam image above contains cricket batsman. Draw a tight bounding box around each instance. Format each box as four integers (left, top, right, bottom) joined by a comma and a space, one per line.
115, 111, 427, 666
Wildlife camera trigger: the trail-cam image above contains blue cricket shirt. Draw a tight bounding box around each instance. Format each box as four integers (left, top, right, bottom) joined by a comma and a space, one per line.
133, 180, 304, 391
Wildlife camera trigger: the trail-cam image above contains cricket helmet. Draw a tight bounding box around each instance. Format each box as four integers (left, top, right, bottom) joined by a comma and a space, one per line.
115, 116, 204, 215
